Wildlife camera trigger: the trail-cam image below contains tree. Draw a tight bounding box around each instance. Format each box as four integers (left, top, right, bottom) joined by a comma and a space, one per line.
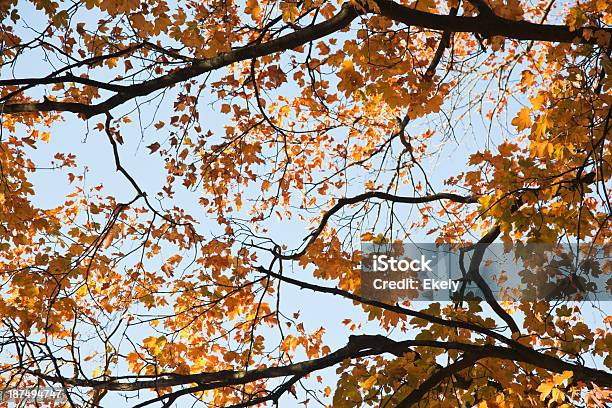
0, 0, 611, 406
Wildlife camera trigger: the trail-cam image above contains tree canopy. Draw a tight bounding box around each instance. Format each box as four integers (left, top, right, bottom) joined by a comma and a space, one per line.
0, 0, 611, 406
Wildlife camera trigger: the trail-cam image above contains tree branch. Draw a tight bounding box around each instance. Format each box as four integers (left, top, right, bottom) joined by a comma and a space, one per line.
26, 334, 612, 402
395, 356, 480, 408
281, 191, 477, 260
1, 1, 609, 117
255, 265, 514, 345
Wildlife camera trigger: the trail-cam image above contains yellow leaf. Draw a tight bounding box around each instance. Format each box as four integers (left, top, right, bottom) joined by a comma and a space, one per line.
551, 387, 565, 404
360, 375, 377, 390
372, 233, 389, 245
280, 1, 299, 23
537, 381, 554, 401
511, 107, 532, 132
553, 371, 573, 386
337, 59, 363, 97
245, 0, 261, 18
361, 232, 374, 241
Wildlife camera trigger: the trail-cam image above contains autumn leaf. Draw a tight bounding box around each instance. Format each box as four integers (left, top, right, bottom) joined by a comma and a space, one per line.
147, 142, 161, 153
511, 107, 532, 131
